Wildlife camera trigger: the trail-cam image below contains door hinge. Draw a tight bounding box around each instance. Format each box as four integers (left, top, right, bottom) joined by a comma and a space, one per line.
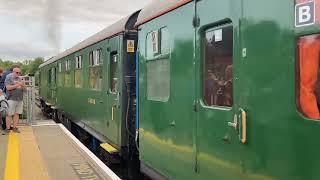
193, 100, 200, 112
193, 16, 200, 28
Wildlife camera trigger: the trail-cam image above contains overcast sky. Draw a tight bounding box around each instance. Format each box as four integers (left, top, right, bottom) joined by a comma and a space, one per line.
0, 0, 150, 61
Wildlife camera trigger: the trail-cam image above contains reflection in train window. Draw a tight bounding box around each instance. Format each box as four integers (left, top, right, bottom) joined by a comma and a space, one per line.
110, 54, 118, 92
75, 56, 82, 88
147, 59, 170, 102
297, 34, 320, 120
89, 66, 102, 90
203, 24, 233, 107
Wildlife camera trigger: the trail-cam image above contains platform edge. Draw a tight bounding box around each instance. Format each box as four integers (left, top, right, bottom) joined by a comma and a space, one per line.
58, 123, 121, 180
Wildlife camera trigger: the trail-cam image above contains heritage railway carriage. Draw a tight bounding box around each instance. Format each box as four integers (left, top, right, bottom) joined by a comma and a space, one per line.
39, 10, 140, 178
39, 0, 320, 179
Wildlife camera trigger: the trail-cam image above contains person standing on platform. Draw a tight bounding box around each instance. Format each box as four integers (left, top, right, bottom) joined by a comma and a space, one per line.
2, 68, 25, 134
0, 68, 5, 131
0, 64, 20, 94
0, 64, 19, 133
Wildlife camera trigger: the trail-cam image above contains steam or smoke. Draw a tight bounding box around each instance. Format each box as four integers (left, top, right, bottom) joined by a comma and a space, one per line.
44, 0, 61, 54
0, 0, 149, 61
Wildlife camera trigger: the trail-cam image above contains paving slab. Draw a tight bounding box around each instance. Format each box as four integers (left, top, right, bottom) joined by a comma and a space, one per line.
32, 124, 118, 180
0, 119, 119, 180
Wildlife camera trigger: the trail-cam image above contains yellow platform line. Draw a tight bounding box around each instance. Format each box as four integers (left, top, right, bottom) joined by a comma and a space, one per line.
4, 132, 20, 180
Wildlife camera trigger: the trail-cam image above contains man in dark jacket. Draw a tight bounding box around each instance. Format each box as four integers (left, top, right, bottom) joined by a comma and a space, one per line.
0, 64, 19, 91
0, 68, 5, 130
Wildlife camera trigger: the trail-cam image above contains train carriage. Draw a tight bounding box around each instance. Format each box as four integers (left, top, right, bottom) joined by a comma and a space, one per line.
136, 0, 320, 179
39, 0, 320, 179
39, 11, 140, 173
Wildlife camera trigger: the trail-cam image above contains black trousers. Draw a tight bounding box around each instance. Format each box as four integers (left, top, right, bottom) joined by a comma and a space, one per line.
1, 117, 5, 130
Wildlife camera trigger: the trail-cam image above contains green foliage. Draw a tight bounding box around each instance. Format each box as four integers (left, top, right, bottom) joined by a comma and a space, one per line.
0, 57, 44, 75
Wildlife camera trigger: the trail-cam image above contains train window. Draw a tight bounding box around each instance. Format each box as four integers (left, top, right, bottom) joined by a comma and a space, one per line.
75, 56, 82, 69
48, 69, 52, 86
64, 59, 71, 87
75, 70, 82, 88
89, 49, 102, 66
98, 49, 102, 64
52, 67, 56, 86
146, 32, 155, 59
110, 54, 118, 92
160, 27, 170, 54
64, 72, 71, 87
65, 59, 70, 71
297, 34, 320, 119
75, 56, 82, 88
203, 24, 233, 107
89, 49, 102, 90
89, 66, 102, 90
89, 52, 94, 65
58, 72, 64, 87
146, 59, 170, 101
146, 27, 170, 59
58, 63, 62, 72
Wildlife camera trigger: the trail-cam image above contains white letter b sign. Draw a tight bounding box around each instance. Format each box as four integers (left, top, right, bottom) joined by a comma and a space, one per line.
295, 1, 315, 27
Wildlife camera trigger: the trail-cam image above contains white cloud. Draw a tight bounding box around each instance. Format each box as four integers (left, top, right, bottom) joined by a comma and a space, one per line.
0, 0, 150, 61
0, 41, 56, 61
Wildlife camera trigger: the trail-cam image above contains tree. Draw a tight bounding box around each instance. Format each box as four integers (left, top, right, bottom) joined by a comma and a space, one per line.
0, 57, 44, 75
28, 57, 44, 75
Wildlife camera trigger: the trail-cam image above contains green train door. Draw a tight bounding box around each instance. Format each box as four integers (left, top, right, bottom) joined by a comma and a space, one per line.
48, 66, 57, 103
195, 1, 247, 179
107, 50, 121, 144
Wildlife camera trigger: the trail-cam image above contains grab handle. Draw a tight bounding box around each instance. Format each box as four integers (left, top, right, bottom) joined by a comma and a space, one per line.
112, 106, 114, 121
239, 108, 247, 144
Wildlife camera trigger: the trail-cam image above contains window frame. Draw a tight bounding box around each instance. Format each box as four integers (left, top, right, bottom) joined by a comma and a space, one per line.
65, 59, 71, 71
146, 58, 171, 102
145, 27, 172, 102
75, 55, 82, 69
110, 52, 119, 93
88, 49, 103, 91
89, 49, 102, 66
202, 23, 234, 108
89, 66, 103, 91
58, 62, 62, 72
296, 33, 320, 120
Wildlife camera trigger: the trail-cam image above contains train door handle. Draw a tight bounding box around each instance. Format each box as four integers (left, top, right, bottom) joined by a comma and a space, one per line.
228, 114, 238, 129
112, 106, 115, 121
227, 109, 247, 144
239, 108, 247, 144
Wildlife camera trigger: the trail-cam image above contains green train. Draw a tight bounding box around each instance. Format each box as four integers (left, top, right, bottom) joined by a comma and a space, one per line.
39, 0, 320, 179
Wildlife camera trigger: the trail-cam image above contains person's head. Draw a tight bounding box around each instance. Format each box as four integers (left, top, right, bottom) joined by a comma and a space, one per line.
9, 64, 20, 72
12, 68, 21, 78
225, 65, 233, 81
0, 68, 3, 76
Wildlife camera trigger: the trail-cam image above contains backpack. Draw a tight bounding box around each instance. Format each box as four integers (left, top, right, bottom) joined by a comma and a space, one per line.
1, 70, 12, 94
0, 99, 9, 117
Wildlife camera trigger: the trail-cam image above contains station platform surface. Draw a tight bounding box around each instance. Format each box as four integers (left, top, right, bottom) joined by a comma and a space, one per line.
0, 121, 120, 180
